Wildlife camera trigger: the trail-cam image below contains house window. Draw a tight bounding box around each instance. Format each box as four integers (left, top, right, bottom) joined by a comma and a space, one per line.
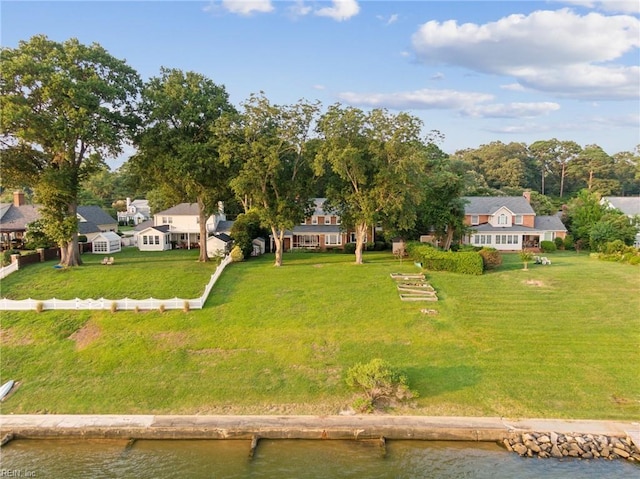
515, 215, 523, 225
162, 217, 172, 224
301, 219, 307, 225
143, 236, 148, 245
325, 216, 331, 225
336, 217, 341, 225
312, 217, 318, 225
471, 215, 479, 225
325, 234, 342, 246
349, 233, 367, 243
498, 214, 507, 225
496, 235, 501, 245
154, 236, 160, 245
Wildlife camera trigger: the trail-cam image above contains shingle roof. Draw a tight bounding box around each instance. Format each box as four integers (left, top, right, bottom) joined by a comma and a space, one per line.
602, 196, 640, 216
155, 203, 200, 216
77, 206, 116, 226
212, 233, 232, 243
138, 225, 171, 234
0, 204, 41, 232
534, 215, 567, 232
462, 196, 535, 215
215, 220, 235, 234
78, 222, 101, 234
133, 219, 154, 231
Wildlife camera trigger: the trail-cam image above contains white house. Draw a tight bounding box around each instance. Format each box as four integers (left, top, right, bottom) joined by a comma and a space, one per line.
117, 198, 151, 225
137, 225, 171, 251
601, 196, 640, 247
91, 231, 122, 254
144, 203, 227, 250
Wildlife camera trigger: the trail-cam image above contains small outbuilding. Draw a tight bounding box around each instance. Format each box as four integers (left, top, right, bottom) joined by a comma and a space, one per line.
137, 225, 171, 251
91, 231, 122, 254
252, 237, 266, 256
207, 233, 233, 258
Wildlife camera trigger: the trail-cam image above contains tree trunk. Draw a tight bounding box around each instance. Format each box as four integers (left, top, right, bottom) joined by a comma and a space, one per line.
443, 225, 455, 251
59, 201, 82, 267
272, 226, 284, 267
560, 163, 566, 198
354, 222, 367, 265
197, 196, 209, 262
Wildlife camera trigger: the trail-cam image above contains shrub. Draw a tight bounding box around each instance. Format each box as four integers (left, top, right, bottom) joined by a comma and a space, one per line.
346, 358, 417, 412
540, 241, 557, 253
110, 301, 118, 313
478, 247, 502, 270
343, 243, 356, 254
35, 301, 44, 313
519, 249, 534, 270
374, 241, 388, 251
554, 237, 564, 250
405, 242, 483, 275
563, 234, 574, 251
230, 245, 244, 262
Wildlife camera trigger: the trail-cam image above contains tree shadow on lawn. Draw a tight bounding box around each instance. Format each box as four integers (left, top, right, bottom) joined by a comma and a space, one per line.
406, 364, 482, 398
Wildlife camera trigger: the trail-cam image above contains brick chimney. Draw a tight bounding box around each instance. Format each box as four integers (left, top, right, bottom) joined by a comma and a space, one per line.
13, 190, 25, 207
522, 191, 531, 203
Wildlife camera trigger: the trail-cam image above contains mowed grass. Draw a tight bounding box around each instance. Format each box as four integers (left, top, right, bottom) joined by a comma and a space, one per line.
0, 249, 638, 419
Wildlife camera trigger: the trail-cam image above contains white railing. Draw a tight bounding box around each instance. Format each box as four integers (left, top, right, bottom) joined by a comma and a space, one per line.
0, 255, 232, 312
0, 261, 19, 280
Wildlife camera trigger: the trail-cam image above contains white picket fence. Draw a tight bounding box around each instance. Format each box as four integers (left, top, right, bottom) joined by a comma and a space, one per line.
0, 255, 232, 312
0, 261, 19, 280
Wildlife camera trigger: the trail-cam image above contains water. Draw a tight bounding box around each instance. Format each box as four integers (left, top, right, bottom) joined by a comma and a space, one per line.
1, 439, 637, 478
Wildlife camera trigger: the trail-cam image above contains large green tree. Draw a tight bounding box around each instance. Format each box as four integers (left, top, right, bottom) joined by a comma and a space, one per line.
216, 93, 319, 267
130, 68, 236, 261
529, 139, 582, 197
0, 35, 141, 266
315, 105, 429, 264
567, 144, 617, 195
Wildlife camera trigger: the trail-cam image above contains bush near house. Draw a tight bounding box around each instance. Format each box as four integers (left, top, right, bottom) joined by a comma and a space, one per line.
540, 240, 557, 253
406, 242, 483, 275
591, 240, 640, 265
478, 247, 502, 270
554, 237, 564, 250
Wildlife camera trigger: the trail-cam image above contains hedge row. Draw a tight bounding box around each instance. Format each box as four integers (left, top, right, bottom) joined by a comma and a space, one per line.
406, 242, 484, 275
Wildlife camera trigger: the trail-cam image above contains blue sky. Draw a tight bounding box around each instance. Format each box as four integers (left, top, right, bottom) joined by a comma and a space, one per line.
2, 1, 639, 168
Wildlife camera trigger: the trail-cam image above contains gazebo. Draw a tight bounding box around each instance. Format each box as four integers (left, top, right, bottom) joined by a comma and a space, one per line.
91, 231, 122, 254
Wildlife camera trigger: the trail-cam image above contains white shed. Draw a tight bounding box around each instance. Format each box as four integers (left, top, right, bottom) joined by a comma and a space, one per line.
207, 233, 233, 257
138, 225, 172, 251
252, 237, 266, 256
92, 231, 122, 254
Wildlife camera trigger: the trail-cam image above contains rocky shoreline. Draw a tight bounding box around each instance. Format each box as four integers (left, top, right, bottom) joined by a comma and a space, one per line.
502, 432, 640, 462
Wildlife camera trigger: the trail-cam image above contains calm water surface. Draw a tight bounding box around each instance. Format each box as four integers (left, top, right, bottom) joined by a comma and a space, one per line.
1, 439, 638, 478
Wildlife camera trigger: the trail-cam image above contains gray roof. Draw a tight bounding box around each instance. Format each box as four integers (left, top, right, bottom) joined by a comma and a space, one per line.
0, 204, 41, 232
462, 196, 535, 215
602, 196, 640, 216
534, 215, 567, 232
77, 206, 116, 226
211, 233, 232, 243
133, 219, 154, 231
155, 203, 200, 216
292, 224, 342, 234
138, 224, 171, 234
78, 222, 101, 235
215, 220, 235, 234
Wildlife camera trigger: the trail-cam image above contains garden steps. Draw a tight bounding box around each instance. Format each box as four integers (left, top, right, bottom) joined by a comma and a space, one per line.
391, 273, 438, 302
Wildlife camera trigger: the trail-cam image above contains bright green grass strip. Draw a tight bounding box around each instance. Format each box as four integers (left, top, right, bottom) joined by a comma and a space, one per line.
1, 250, 638, 419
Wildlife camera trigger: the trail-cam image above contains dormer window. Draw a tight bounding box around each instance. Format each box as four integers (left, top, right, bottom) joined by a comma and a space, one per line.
498, 214, 508, 225
312, 217, 318, 225
325, 216, 331, 225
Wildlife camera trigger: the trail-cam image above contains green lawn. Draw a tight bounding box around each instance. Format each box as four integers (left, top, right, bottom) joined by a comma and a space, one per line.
0, 249, 638, 419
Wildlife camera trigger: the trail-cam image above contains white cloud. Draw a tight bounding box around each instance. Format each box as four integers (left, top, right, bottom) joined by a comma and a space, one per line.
218, 0, 274, 16
377, 13, 399, 25
430, 72, 445, 81
411, 8, 640, 100
313, 84, 326, 90
500, 83, 526, 91
462, 102, 560, 119
287, 0, 312, 18
337, 88, 560, 120
315, 0, 360, 22
337, 88, 494, 110
557, 1, 640, 14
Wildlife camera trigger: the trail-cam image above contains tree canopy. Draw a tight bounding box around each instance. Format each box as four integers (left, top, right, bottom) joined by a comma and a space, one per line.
0, 35, 141, 265
130, 68, 236, 261
315, 105, 430, 264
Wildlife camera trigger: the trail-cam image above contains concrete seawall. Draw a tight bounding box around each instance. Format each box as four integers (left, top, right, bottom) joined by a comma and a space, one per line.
1, 415, 638, 444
